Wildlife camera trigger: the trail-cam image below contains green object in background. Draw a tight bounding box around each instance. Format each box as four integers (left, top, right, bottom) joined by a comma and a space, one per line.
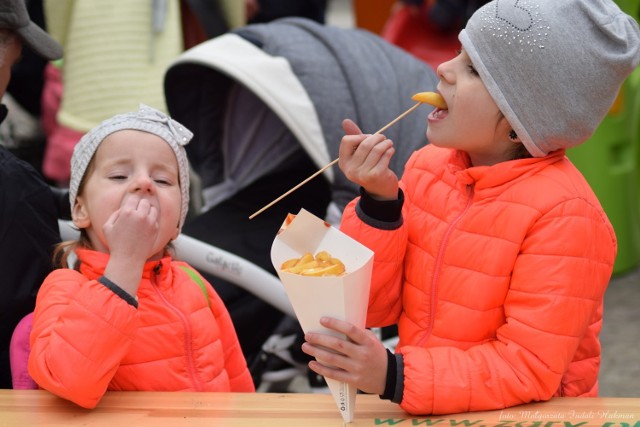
566, 0, 640, 275
567, 66, 640, 275
618, 0, 640, 225
615, 0, 640, 21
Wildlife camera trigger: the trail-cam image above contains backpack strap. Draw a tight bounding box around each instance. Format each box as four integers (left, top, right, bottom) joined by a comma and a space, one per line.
178, 265, 211, 308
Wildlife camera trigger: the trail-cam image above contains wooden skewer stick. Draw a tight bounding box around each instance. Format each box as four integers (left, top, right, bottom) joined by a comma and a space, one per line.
249, 101, 423, 220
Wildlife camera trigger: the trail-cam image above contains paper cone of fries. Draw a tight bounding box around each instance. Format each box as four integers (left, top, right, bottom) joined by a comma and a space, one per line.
271, 209, 374, 423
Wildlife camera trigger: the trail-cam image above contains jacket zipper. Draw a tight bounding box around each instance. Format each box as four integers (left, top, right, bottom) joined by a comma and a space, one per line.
150, 268, 204, 391
418, 183, 475, 347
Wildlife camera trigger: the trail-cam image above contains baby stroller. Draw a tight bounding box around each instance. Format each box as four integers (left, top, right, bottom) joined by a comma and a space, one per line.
163, 17, 439, 391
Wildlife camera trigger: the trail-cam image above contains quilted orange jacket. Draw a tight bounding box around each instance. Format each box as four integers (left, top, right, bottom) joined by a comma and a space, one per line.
341, 145, 616, 415
28, 249, 254, 408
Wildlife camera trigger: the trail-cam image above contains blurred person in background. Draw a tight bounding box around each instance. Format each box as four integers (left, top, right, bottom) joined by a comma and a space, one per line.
0, 0, 62, 389
40, 0, 184, 187
246, 0, 327, 24
399, 0, 490, 33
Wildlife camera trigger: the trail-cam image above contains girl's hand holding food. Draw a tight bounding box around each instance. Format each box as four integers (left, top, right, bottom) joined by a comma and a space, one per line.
302, 317, 388, 396
338, 119, 399, 201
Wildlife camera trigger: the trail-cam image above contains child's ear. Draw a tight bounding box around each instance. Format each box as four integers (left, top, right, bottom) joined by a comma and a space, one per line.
71, 197, 91, 229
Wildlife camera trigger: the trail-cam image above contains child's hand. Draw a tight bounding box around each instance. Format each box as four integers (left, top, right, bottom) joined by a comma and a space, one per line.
103, 194, 160, 264
338, 119, 399, 200
301, 317, 388, 395
102, 195, 160, 296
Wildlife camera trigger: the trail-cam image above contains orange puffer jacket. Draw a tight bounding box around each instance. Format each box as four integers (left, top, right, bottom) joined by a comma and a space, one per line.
341, 145, 616, 415
29, 249, 254, 408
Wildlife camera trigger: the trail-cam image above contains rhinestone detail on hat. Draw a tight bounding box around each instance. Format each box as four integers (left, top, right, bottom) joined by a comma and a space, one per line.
478, 0, 550, 53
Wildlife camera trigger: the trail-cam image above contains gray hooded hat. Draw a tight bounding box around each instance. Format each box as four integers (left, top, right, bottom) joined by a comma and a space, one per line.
459, 0, 640, 157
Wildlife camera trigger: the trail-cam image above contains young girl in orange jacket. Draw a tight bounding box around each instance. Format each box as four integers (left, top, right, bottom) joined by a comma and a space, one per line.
28, 105, 254, 408
301, 0, 640, 416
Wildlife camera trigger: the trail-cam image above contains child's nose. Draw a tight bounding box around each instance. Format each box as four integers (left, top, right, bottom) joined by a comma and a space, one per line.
436, 59, 454, 84
131, 174, 154, 193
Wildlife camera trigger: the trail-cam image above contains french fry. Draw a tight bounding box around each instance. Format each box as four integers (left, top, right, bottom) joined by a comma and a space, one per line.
281, 258, 299, 270
301, 263, 345, 277
281, 251, 346, 276
411, 91, 448, 110
315, 251, 332, 262
295, 253, 314, 266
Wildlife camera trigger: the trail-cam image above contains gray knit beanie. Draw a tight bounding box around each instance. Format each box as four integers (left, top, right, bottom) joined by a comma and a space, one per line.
459, 0, 640, 157
69, 104, 193, 229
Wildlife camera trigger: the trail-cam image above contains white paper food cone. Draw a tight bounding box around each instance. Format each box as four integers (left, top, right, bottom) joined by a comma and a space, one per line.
271, 209, 374, 423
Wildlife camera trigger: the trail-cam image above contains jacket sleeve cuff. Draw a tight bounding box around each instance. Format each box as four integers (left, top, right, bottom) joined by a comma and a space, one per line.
356, 187, 404, 230
380, 349, 404, 404
98, 276, 139, 309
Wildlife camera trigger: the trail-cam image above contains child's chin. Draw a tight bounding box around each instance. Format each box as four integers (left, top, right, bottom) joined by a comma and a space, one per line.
148, 248, 167, 261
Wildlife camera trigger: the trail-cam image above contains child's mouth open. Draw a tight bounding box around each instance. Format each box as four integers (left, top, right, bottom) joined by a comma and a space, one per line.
428, 107, 449, 121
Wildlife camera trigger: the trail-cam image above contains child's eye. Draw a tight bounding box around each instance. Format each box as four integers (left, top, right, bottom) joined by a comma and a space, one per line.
109, 174, 127, 181
153, 174, 176, 186
456, 49, 479, 76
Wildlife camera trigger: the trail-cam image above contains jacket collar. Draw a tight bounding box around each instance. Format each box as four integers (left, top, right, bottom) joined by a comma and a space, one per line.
76, 248, 173, 282
447, 149, 567, 191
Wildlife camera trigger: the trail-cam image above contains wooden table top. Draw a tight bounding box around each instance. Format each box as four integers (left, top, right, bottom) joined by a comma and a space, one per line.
1, 390, 639, 427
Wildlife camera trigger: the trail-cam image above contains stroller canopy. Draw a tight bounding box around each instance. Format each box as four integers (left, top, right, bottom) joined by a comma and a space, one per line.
164, 17, 439, 223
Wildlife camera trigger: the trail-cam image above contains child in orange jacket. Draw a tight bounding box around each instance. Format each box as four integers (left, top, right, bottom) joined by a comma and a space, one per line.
301, 0, 640, 416
29, 105, 254, 408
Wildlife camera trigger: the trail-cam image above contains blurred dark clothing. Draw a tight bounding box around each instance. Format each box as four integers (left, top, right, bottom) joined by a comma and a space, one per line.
249, 0, 327, 24
401, 0, 490, 33
181, 0, 328, 50
181, 0, 229, 48
0, 145, 60, 389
